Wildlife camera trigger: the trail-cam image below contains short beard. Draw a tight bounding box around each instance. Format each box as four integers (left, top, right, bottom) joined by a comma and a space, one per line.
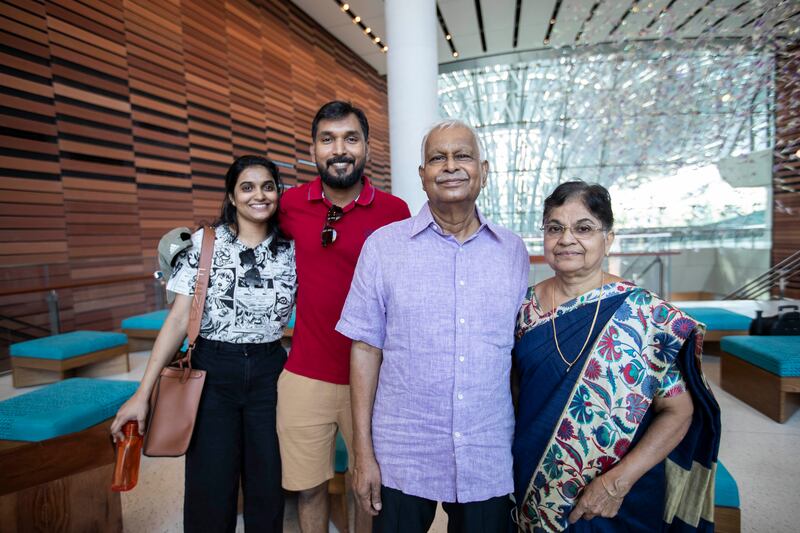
318, 156, 365, 190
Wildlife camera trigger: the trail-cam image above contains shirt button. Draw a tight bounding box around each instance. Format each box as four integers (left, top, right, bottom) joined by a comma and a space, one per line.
459, 356, 465, 362
459, 280, 465, 286
459, 318, 465, 324
454, 432, 462, 438
457, 393, 463, 400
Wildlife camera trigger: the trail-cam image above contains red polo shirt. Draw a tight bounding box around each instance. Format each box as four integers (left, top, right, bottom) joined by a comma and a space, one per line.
280, 176, 410, 384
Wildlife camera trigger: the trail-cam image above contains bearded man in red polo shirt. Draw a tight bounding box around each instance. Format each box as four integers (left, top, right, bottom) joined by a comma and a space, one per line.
277, 101, 410, 532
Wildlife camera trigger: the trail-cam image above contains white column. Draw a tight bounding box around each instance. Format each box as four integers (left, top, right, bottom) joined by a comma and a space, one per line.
385, 0, 439, 215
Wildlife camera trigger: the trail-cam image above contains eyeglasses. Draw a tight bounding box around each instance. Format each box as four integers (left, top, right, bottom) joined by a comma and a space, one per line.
321, 205, 344, 247
541, 223, 606, 239
239, 248, 262, 288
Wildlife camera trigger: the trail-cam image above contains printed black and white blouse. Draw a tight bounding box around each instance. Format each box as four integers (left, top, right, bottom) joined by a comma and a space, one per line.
167, 224, 296, 344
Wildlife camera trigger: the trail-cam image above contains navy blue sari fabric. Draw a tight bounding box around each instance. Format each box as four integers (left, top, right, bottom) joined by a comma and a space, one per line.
513, 292, 720, 532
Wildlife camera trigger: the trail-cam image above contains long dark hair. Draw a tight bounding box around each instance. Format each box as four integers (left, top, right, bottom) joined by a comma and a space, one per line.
215, 155, 289, 255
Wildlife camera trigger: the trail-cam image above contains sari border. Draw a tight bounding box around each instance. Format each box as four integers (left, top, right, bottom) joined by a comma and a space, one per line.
516, 280, 637, 340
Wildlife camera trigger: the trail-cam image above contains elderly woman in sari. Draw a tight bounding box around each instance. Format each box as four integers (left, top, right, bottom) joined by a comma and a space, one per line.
513, 181, 720, 532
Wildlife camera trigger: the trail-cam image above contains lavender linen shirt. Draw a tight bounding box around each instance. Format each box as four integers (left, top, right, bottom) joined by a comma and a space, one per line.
336, 203, 529, 503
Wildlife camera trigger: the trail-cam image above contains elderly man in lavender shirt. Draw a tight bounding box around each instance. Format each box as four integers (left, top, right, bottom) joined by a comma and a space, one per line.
335, 119, 529, 533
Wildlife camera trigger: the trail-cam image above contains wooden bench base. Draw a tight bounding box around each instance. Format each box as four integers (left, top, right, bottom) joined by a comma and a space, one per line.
721, 352, 800, 423
11, 344, 129, 388
122, 328, 159, 352
0, 421, 122, 532
715, 505, 741, 533
702, 330, 747, 356
329, 471, 349, 533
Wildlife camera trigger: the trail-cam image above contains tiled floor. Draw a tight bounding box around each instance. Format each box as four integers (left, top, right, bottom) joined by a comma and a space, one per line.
2, 348, 798, 532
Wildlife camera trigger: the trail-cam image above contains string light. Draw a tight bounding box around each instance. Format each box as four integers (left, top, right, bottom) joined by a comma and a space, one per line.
333, 0, 387, 53
437, 5, 459, 61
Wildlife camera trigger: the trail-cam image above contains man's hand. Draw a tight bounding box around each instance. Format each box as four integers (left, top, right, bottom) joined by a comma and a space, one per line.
353, 455, 382, 516
567, 475, 625, 524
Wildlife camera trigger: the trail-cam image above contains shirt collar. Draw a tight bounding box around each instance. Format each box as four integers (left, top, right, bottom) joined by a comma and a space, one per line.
410, 202, 502, 242
307, 176, 376, 212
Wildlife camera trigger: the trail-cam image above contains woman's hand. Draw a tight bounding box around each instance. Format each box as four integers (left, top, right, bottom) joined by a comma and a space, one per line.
568, 474, 627, 524
110, 393, 150, 442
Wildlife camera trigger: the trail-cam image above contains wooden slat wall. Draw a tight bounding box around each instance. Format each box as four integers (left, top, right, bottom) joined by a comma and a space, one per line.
773, 43, 800, 299
0, 0, 390, 364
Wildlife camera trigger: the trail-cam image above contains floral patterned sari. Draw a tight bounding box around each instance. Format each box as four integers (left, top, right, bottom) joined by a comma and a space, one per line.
513, 281, 720, 532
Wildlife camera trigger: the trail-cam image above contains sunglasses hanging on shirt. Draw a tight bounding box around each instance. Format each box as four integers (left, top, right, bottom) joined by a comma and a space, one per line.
321, 205, 344, 248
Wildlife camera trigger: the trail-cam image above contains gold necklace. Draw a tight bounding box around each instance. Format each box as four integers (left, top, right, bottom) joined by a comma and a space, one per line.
550, 273, 604, 372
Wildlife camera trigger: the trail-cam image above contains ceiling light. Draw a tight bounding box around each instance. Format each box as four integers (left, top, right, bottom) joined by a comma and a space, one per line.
341, 3, 349, 11
453, 51, 459, 57
632, 4, 640, 13
382, 45, 388, 52
365, 27, 371, 34
374, 36, 381, 43
446, 34, 452, 40
544, 38, 550, 44
353, 16, 361, 23
550, 19, 556, 24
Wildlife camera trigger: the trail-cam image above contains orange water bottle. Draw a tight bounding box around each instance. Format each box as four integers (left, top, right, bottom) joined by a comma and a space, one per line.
111, 421, 143, 492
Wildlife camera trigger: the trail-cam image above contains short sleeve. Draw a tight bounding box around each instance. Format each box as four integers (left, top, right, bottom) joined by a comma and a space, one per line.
656, 358, 687, 398
335, 235, 387, 349
514, 237, 530, 307
166, 229, 203, 296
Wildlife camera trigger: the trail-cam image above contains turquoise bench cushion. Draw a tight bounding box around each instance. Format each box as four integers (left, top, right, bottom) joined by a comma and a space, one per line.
715, 461, 739, 508
10, 331, 128, 360
0, 378, 138, 442
721, 336, 800, 376
121, 309, 168, 330
334, 431, 348, 473
686, 308, 751, 331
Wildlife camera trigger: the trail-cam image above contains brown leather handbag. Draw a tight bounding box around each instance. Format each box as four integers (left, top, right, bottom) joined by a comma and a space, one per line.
143, 226, 214, 457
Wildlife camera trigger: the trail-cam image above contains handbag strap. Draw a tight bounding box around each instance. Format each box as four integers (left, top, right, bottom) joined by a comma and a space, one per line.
181, 225, 215, 367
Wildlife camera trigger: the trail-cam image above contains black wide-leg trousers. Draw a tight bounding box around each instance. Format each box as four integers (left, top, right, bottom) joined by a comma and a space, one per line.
184, 337, 286, 533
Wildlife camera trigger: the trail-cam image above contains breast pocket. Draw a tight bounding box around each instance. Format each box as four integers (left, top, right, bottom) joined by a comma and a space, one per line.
474, 274, 519, 346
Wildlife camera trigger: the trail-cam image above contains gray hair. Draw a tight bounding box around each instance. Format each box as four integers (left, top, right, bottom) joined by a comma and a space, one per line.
419, 119, 485, 166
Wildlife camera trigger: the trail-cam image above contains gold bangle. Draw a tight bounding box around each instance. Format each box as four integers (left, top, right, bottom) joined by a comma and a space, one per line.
600, 475, 624, 500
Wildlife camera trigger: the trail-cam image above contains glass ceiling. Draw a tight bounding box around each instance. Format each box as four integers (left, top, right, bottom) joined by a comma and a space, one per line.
438, 43, 775, 245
